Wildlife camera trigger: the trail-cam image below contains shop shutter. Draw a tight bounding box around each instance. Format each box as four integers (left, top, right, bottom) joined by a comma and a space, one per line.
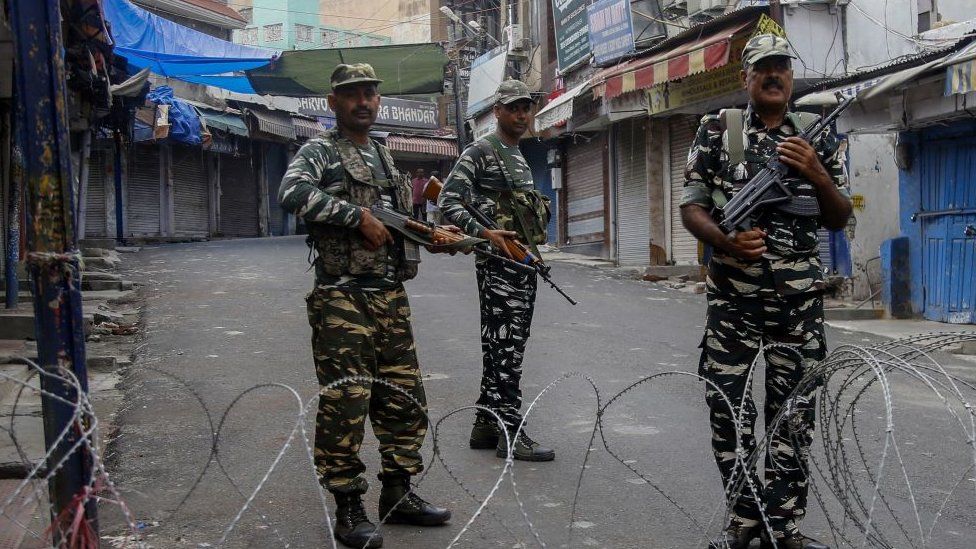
614, 119, 650, 266
172, 146, 210, 237
669, 115, 699, 264
85, 149, 108, 237
565, 135, 605, 245
219, 156, 259, 237
127, 145, 161, 236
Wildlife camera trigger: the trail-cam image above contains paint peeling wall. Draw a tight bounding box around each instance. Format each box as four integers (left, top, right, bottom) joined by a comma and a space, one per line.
846, 133, 901, 300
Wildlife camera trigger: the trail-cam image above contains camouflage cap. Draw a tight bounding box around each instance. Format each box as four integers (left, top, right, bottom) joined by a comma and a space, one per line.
494, 79, 536, 105
330, 63, 383, 90
742, 34, 796, 68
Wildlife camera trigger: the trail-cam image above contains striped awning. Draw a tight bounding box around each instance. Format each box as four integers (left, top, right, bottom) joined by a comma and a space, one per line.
247, 107, 296, 140
534, 81, 591, 132
292, 115, 326, 139
385, 135, 458, 158
593, 19, 754, 100
945, 41, 976, 95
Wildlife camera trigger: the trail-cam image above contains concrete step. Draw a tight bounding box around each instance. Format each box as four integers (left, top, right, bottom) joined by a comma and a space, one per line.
824, 307, 885, 321
81, 256, 119, 271
0, 310, 92, 340
81, 271, 121, 282
81, 278, 122, 292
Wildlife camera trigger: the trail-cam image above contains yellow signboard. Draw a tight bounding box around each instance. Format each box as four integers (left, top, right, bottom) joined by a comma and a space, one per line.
753, 13, 786, 38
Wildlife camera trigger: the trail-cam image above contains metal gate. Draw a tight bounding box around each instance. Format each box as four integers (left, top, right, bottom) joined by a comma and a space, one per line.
85, 149, 108, 237
219, 155, 259, 237
172, 146, 210, 237
614, 119, 649, 266
669, 116, 699, 264
127, 144, 161, 236
919, 136, 976, 323
565, 135, 605, 246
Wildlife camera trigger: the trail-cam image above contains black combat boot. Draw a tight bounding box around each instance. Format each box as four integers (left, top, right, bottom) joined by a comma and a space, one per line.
708, 520, 760, 549
469, 418, 502, 449
378, 475, 451, 526
495, 429, 555, 461
760, 531, 830, 549
333, 493, 382, 548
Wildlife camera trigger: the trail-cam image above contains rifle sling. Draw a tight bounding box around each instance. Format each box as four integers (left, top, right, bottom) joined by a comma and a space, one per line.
482, 135, 542, 258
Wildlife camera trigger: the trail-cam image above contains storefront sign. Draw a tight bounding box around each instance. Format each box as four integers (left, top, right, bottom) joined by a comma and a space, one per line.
466, 46, 508, 117
753, 13, 786, 38
552, 0, 591, 72
646, 33, 750, 115
587, 0, 634, 65
471, 110, 497, 140
292, 96, 438, 130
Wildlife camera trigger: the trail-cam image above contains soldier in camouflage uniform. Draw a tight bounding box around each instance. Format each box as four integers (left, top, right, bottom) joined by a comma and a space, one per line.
680, 36, 851, 549
438, 80, 556, 462
278, 63, 451, 549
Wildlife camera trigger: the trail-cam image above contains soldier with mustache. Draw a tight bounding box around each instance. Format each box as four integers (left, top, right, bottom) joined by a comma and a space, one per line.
279, 63, 451, 548
680, 35, 851, 549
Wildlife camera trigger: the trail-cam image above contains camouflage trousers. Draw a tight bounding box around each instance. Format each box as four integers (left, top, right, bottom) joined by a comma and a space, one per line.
306, 285, 428, 495
474, 261, 537, 431
698, 290, 826, 536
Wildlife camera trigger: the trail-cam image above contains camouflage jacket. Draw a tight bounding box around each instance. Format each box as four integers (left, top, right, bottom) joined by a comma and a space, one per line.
681, 104, 849, 297
278, 129, 417, 285
438, 135, 549, 250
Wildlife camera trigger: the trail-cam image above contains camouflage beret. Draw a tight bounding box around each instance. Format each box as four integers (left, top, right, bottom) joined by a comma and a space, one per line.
494, 79, 535, 105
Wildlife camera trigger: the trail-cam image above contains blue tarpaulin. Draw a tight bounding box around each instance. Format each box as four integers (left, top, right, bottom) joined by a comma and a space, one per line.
102, 0, 277, 93
147, 86, 204, 145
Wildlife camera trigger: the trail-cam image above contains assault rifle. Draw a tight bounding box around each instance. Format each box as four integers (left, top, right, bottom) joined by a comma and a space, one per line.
369, 204, 535, 274
423, 178, 578, 306
716, 94, 855, 234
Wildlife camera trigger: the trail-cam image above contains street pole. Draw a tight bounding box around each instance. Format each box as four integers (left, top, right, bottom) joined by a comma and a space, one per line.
770, 0, 784, 25
5, 99, 21, 310
9, 0, 98, 544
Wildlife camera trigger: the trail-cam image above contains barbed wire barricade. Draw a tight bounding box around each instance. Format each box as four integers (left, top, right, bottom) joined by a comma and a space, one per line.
1, 331, 974, 548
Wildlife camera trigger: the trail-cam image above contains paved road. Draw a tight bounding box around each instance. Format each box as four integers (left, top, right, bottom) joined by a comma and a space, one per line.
102, 236, 976, 549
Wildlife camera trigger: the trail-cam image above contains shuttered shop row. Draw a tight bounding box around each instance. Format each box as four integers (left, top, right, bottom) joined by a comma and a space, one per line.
669, 115, 699, 265
219, 156, 259, 237
614, 119, 649, 266
172, 146, 210, 237
85, 149, 108, 238
127, 145, 161, 236
565, 135, 605, 245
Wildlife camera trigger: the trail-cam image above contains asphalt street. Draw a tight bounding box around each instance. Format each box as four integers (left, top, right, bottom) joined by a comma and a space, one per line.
102, 236, 976, 549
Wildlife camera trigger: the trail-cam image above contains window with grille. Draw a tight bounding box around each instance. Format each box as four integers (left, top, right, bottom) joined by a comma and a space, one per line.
264, 23, 283, 42
240, 27, 258, 45
295, 24, 313, 43
322, 28, 341, 47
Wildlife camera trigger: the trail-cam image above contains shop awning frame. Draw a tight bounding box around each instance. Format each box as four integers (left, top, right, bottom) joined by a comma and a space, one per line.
246, 107, 297, 141
292, 116, 326, 139
592, 19, 755, 100
534, 81, 592, 132
201, 109, 249, 137
385, 135, 458, 158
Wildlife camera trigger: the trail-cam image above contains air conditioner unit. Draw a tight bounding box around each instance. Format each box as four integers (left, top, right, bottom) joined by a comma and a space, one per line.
687, 0, 728, 22
663, 0, 688, 18
505, 24, 524, 53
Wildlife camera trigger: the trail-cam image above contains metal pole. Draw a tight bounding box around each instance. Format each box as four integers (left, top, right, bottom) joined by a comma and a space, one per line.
5, 100, 21, 310
114, 131, 125, 244
76, 130, 92, 241
770, 0, 784, 25
453, 51, 467, 151
9, 0, 98, 544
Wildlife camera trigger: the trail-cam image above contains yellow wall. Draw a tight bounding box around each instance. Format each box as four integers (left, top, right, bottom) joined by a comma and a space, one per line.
318, 0, 434, 44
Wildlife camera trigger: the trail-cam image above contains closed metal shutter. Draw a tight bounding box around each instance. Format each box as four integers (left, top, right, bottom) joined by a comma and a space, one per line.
127, 145, 161, 236
85, 149, 107, 238
614, 119, 650, 266
669, 115, 699, 264
565, 135, 605, 245
817, 228, 833, 273
172, 146, 210, 237
219, 156, 259, 237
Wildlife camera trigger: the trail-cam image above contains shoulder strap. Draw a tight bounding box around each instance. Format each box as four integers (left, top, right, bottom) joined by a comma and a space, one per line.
720, 108, 745, 166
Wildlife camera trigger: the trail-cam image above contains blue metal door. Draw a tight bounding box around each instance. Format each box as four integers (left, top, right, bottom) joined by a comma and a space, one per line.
919, 136, 976, 323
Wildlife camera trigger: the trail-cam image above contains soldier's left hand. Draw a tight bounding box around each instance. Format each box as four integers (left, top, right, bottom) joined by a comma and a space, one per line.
777, 137, 829, 183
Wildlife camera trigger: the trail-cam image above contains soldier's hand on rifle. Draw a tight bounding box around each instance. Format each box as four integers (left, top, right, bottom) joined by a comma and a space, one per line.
359, 208, 394, 250
777, 137, 830, 185
480, 228, 519, 259
724, 228, 767, 261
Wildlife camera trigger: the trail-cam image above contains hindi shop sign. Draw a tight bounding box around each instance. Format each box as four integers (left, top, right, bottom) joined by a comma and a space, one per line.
552, 0, 591, 73
293, 96, 438, 130
587, 0, 635, 65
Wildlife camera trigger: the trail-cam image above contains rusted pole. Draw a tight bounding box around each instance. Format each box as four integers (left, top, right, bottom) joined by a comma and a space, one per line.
4, 100, 21, 310
9, 0, 98, 544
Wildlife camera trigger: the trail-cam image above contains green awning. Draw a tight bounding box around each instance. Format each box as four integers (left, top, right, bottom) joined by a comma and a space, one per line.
246, 43, 449, 97
202, 110, 249, 137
